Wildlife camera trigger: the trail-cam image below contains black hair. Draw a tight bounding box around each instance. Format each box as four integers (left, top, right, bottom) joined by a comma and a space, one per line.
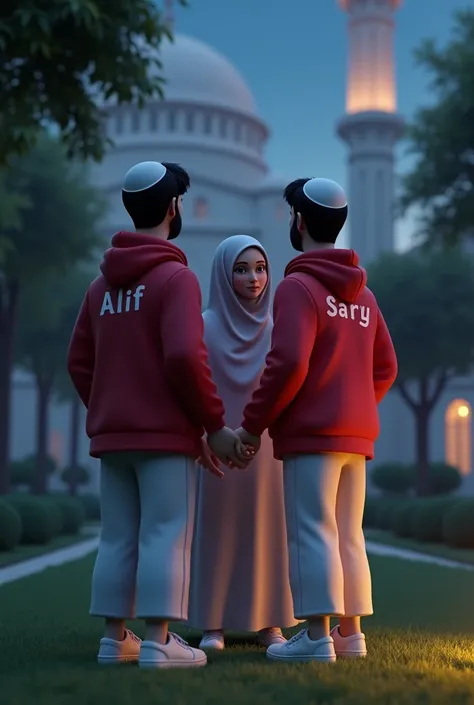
283, 177, 347, 245
122, 162, 190, 230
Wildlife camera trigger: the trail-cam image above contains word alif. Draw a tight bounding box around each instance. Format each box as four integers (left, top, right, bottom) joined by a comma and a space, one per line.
100, 285, 146, 317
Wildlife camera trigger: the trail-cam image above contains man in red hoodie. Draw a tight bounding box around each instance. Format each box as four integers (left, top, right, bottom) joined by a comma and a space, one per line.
236, 177, 397, 664
67, 160, 248, 670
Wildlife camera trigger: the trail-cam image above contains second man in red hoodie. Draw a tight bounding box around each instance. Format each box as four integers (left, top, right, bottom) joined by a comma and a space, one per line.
237, 177, 398, 664
67, 161, 248, 670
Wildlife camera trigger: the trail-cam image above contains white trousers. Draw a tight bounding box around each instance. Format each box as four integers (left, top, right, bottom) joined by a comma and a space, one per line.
90, 452, 197, 620
283, 453, 373, 618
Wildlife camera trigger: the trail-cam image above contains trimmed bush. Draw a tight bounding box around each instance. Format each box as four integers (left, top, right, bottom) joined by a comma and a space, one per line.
37, 497, 63, 535
443, 499, 474, 548
9, 454, 57, 489
374, 498, 402, 531
427, 463, 462, 495
0, 501, 22, 551
51, 494, 86, 534
412, 497, 461, 543
80, 493, 101, 521
370, 463, 414, 496
61, 464, 90, 490
392, 500, 420, 538
5, 494, 60, 544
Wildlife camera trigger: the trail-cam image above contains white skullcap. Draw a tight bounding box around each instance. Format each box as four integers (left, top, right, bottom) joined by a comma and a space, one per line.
122, 161, 167, 193
303, 178, 347, 209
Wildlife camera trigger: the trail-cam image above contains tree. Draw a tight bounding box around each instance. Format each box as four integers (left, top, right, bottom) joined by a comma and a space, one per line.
368, 249, 474, 495
0, 135, 103, 493
400, 9, 474, 246
54, 370, 83, 488
0, 174, 30, 263
61, 465, 91, 496
0, 0, 187, 164
15, 268, 94, 494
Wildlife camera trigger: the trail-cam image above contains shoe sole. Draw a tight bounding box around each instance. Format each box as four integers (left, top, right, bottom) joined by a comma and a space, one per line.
97, 655, 139, 665
138, 657, 207, 669
266, 652, 336, 663
200, 643, 225, 651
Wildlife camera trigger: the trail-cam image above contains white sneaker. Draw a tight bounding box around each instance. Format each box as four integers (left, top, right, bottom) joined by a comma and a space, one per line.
97, 628, 141, 665
199, 630, 225, 651
331, 625, 367, 658
139, 632, 207, 669
257, 628, 287, 648
266, 628, 336, 663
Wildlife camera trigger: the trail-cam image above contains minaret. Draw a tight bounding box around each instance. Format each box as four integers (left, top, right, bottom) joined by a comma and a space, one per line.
336, 0, 405, 265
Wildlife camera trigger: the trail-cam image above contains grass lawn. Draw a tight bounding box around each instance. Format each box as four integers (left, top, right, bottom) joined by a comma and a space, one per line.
0, 525, 99, 568
365, 528, 474, 566
2, 553, 474, 703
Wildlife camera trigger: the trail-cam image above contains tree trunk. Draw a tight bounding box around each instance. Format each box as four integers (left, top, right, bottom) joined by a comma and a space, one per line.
68, 394, 81, 496
415, 405, 431, 496
0, 278, 19, 494
397, 376, 448, 498
32, 379, 52, 495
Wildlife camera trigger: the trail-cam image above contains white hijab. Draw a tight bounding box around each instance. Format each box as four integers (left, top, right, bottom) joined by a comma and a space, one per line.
203, 235, 273, 396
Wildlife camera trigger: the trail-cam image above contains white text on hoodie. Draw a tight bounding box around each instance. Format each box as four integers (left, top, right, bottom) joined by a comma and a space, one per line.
326, 294, 370, 328
100, 285, 146, 316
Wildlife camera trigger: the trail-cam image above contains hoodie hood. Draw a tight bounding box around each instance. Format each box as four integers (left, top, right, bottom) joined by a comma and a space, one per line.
285, 248, 366, 303
100, 231, 188, 288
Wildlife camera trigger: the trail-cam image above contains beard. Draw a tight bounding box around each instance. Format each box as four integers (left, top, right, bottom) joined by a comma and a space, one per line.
290, 220, 303, 252
168, 211, 182, 240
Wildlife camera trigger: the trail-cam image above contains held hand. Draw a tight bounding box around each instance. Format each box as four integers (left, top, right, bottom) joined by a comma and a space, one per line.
207, 426, 249, 469
227, 444, 255, 469
235, 427, 261, 456
198, 437, 224, 479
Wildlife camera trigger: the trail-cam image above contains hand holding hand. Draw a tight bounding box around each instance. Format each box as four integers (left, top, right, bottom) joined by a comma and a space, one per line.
207, 426, 250, 469
197, 437, 224, 479
235, 427, 261, 457
227, 444, 255, 469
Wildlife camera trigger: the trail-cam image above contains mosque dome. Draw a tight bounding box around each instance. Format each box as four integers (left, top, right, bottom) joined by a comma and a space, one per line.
99, 31, 269, 187
154, 34, 259, 117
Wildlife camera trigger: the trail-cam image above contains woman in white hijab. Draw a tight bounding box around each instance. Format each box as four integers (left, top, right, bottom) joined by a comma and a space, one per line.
187, 235, 297, 650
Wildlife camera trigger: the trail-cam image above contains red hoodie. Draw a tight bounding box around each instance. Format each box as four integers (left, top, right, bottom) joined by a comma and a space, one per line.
241, 249, 397, 460
67, 232, 225, 459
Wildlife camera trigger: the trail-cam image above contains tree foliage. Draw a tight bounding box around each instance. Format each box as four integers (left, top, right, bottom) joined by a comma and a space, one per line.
400, 9, 474, 245
0, 135, 103, 493
0, 0, 187, 164
15, 267, 94, 494
2, 134, 104, 278
369, 249, 474, 494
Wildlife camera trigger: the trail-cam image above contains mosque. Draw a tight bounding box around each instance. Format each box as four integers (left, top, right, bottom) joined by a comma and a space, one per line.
10, 0, 474, 493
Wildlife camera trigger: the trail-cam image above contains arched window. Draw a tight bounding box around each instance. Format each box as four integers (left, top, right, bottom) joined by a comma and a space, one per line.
445, 398, 472, 475
275, 203, 286, 221
167, 110, 177, 132
203, 113, 213, 135
219, 116, 227, 138
115, 111, 124, 134
193, 197, 209, 220
185, 111, 195, 133
49, 430, 64, 468
131, 109, 140, 132
149, 107, 158, 131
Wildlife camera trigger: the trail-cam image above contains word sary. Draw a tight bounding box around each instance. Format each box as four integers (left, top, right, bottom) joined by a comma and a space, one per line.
326, 295, 370, 328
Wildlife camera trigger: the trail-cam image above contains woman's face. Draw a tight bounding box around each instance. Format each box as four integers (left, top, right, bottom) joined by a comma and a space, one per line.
232, 246, 268, 301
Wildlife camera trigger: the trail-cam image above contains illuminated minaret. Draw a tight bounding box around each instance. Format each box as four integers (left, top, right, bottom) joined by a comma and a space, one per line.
336, 0, 405, 264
